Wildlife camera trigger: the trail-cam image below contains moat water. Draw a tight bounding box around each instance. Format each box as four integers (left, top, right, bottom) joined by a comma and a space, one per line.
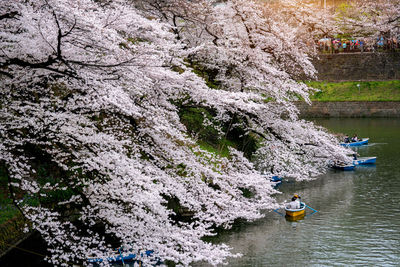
204, 118, 400, 266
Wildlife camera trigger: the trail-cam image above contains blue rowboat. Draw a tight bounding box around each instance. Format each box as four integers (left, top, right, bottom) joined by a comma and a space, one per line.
87, 250, 153, 264
270, 176, 282, 188
340, 138, 369, 147
271, 176, 282, 183
331, 164, 356, 171
87, 253, 137, 264
353, 156, 377, 165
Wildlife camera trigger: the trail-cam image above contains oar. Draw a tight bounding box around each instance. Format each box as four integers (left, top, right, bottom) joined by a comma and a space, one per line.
305, 204, 318, 216
118, 248, 125, 265
272, 208, 285, 217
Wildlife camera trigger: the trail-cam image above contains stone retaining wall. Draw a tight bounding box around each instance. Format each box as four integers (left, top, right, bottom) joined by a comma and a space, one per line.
0, 215, 28, 257
314, 52, 400, 81
296, 101, 400, 118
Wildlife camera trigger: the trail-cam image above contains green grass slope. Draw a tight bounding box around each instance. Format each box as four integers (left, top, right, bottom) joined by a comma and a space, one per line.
307, 80, 400, 101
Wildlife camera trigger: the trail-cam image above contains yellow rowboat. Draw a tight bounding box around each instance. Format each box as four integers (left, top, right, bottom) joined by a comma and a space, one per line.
273, 202, 317, 221
285, 213, 305, 222
285, 202, 306, 217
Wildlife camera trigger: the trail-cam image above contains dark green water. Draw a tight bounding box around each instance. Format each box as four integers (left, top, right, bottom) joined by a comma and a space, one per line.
203, 118, 400, 267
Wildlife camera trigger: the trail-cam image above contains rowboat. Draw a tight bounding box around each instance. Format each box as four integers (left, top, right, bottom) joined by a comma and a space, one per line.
331, 164, 356, 171
340, 138, 369, 147
87, 253, 137, 264
285, 202, 306, 217
87, 249, 153, 264
271, 176, 282, 183
353, 156, 377, 165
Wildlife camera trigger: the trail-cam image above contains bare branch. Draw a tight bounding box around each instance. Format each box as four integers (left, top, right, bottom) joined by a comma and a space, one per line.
0, 11, 18, 20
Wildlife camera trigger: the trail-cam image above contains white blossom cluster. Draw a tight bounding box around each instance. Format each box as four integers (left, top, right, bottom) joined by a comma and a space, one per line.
333, 0, 400, 41
0, 0, 355, 266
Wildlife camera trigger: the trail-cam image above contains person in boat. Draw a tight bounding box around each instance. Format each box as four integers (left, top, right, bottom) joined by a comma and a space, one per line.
353, 153, 358, 160
287, 194, 301, 209
351, 134, 358, 142
294, 194, 301, 206
344, 134, 350, 143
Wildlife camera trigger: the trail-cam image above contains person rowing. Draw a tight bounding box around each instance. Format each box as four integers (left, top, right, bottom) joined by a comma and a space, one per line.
287, 194, 301, 209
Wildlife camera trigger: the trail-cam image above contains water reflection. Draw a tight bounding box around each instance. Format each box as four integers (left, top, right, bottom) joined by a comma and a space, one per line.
285, 214, 305, 222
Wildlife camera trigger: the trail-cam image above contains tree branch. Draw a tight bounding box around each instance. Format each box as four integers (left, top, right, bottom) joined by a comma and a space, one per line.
204, 25, 219, 46
0, 70, 13, 78
0, 11, 18, 20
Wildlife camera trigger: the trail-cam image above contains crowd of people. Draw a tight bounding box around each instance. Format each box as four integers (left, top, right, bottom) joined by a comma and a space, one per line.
317, 36, 400, 53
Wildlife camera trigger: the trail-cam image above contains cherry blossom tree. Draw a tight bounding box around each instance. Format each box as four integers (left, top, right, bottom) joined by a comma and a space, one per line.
138, 0, 349, 177
333, 0, 400, 42
277, 0, 339, 40
1, 0, 350, 265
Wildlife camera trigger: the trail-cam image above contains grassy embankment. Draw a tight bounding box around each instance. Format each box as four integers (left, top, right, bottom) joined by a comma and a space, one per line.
307, 80, 400, 101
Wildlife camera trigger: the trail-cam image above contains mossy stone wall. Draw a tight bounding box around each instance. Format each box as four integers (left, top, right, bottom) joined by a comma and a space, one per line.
296, 101, 400, 118
314, 52, 400, 81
